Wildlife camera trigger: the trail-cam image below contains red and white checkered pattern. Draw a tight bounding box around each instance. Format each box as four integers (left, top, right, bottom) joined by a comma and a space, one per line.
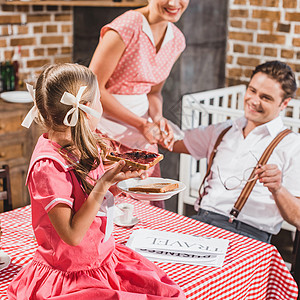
0, 196, 298, 300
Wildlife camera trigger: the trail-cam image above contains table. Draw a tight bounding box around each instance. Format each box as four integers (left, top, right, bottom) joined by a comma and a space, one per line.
0, 195, 298, 300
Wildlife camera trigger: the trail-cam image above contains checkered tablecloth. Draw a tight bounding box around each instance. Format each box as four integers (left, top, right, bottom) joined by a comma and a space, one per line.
0, 195, 298, 300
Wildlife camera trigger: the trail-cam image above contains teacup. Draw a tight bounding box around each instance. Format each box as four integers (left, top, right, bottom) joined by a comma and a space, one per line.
117, 203, 134, 224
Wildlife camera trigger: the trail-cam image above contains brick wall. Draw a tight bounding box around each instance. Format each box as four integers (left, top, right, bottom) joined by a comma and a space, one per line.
0, 4, 72, 86
227, 0, 300, 98
1, 1, 299, 97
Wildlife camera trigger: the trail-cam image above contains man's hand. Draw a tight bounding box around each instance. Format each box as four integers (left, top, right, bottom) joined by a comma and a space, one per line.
255, 164, 282, 194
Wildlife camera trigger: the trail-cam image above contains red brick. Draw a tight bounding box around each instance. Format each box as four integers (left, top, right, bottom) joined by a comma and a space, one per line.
61, 47, 71, 54
46, 25, 58, 33
237, 57, 260, 66
4, 50, 13, 60
281, 49, 294, 59
227, 56, 233, 64
250, 0, 264, 5
55, 14, 72, 22
54, 56, 72, 64
27, 59, 51, 68
257, 34, 285, 44
48, 48, 58, 55
0, 39, 7, 48
229, 31, 253, 42
234, 44, 245, 53
34, 26, 43, 34
283, 0, 297, 8
293, 38, 300, 47
228, 68, 243, 77
246, 21, 258, 30
230, 10, 249, 18
16, 5, 29, 12
62, 25, 72, 33
17, 25, 28, 35
264, 48, 277, 57
20, 49, 29, 57
230, 20, 243, 28
11, 37, 35, 47
32, 5, 44, 12
34, 48, 45, 56
233, 0, 247, 4
248, 46, 261, 55
260, 21, 274, 31
27, 15, 51, 23
277, 23, 290, 33
46, 5, 58, 11
295, 25, 300, 34
41, 36, 64, 45
265, 0, 279, 6
252, 10, 280, 21
2, 4, 14, 11
244, 68, 254, 78
285, 13, 300, 22
0, 15, 21, 25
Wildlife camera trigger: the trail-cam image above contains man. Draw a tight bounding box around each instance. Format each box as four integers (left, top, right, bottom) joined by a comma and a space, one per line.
171, 61, 300, 243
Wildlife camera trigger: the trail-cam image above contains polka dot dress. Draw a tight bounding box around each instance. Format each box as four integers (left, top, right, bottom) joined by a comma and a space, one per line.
100, 10, 186, 95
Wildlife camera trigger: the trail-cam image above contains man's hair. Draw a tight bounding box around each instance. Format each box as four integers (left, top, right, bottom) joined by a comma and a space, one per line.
251, 60, 297, 100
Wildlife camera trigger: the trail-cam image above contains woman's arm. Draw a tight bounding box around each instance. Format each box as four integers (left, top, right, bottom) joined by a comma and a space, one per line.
89, 30, 160, 144
89, 30, 146, 129
48, 161, 142, 246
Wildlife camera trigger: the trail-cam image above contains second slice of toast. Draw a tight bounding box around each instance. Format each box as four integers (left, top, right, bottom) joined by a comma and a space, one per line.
128, 182, 179, 193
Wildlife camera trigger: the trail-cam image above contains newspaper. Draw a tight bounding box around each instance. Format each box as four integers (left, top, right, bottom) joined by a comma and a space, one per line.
126, 229, 229, 267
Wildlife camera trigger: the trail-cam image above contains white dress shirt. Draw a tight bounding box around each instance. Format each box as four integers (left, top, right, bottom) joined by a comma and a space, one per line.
183, 116, 300, 234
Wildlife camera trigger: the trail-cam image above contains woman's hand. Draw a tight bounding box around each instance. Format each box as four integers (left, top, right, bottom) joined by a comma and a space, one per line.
138, 121, 161, 144
155, 117, 174, 151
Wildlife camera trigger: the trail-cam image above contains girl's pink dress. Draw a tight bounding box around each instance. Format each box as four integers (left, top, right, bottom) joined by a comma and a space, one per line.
7, 134, 186, 300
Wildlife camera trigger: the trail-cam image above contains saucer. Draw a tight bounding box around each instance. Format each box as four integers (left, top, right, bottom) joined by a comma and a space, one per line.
114, 216, 139, 227
0, 250, 11, 270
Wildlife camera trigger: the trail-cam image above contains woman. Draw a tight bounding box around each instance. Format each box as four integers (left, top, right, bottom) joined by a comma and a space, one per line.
89, 0, 189, 182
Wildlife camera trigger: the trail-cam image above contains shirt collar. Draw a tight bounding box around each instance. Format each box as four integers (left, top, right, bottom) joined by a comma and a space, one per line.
141, 14, 174, 48
233, 116, 284, 137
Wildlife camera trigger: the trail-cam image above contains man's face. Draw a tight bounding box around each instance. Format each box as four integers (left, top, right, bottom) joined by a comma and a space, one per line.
244, 72, 290, 127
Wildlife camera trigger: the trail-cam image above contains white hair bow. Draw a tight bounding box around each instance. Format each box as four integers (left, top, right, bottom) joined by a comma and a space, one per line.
60, 86, 101, 127
21, 83, 38, 128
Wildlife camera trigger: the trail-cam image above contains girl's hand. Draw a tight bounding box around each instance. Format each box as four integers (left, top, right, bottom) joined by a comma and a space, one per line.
99, 160, 143, 189
138, 121, 161, 144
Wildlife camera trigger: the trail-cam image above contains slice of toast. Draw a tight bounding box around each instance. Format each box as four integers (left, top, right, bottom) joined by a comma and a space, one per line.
128, 182, 179, 193
106, 151, 163, 170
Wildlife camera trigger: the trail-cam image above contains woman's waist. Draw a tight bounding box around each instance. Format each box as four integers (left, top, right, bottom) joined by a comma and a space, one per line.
101, 94, 149, 119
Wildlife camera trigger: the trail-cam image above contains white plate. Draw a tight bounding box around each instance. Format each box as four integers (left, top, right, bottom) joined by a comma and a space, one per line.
117, 177, 186, 201
0, 250, 11, 271
114, 216, 139, 227
1, 91, 33, 103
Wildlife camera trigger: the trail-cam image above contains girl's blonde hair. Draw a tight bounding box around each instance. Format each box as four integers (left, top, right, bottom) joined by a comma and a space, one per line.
35, 63, 107, 194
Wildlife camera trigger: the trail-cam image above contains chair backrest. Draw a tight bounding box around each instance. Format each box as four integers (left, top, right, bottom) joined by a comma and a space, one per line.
0, 165, 12, 212
178, 85, 300, 221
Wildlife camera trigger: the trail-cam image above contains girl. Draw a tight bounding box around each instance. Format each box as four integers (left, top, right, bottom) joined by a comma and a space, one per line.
7, 63, 186, 300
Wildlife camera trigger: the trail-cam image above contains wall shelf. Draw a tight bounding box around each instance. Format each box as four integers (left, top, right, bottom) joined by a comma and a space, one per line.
1, 0, 147, 7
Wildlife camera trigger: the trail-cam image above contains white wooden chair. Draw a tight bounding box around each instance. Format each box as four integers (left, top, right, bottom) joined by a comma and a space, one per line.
178, 85, 300, 234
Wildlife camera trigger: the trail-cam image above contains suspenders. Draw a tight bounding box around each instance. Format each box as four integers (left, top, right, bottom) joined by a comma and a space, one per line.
197, 126, 292, 223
